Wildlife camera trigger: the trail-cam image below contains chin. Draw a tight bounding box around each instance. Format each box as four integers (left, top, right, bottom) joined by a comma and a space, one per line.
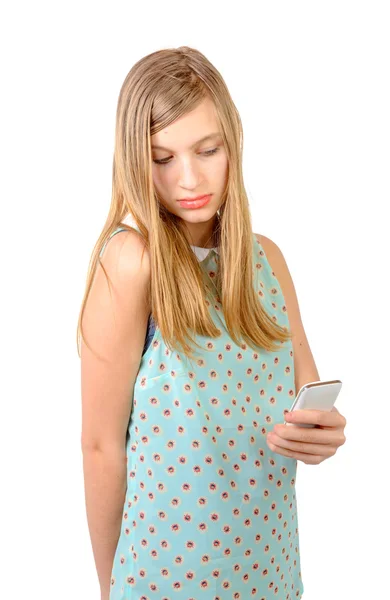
181, 211, 218, 225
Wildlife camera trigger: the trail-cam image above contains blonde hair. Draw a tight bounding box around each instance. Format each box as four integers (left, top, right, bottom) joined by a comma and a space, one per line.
76, 46, 292, 363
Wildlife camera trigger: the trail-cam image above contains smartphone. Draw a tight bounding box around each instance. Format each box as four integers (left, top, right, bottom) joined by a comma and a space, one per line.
284, 379, 343, 428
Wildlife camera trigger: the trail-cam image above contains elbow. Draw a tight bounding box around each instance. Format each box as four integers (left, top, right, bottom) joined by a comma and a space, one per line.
81, 436, 126, 458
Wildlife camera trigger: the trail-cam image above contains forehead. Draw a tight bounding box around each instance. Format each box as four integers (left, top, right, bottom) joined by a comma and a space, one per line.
151, 99, 221, 151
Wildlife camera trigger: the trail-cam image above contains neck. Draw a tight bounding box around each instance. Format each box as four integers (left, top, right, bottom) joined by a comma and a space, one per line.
182, 214, 220, 248
191, 242, 216, 249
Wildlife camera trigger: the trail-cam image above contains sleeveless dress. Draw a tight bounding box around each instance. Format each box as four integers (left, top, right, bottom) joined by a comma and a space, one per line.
100, 225, 304, 600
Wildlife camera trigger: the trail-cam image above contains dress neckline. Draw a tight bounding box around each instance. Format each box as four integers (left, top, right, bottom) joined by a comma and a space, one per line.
190, 245, 218, 263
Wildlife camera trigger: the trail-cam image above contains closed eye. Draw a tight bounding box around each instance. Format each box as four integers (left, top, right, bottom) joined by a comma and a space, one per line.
153, 147, 220, 166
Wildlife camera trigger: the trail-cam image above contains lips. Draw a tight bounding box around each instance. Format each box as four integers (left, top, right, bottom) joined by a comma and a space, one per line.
178, 194, 212, 209
178, 194, 210, 202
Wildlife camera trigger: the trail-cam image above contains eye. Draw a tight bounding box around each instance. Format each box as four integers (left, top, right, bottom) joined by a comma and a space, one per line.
202, 147, 219, 157
153, 147, 220, 166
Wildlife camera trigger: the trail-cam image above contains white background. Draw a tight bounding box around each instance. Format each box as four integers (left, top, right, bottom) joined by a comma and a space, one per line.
1, 1, 389, 598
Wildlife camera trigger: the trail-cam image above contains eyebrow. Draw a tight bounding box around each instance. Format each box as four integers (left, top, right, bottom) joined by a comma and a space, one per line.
151, 132, 221, 152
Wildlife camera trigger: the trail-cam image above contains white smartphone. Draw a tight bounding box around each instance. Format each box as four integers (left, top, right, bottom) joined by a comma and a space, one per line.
284, 379, 343, 428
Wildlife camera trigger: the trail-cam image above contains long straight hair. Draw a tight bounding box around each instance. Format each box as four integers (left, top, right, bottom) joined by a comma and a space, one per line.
76, 46, 292, 362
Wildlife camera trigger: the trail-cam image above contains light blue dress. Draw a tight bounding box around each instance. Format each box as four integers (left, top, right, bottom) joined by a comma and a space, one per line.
100, 225, 304, 599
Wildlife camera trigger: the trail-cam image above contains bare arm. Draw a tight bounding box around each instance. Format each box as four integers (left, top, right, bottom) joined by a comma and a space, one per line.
80, 228, 151, 598
82, 448, 127, 599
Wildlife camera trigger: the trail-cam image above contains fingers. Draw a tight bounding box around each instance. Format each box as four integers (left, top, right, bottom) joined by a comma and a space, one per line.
286, 409, 340, 427
273, 423, 338, 445
267, 433, 335, 459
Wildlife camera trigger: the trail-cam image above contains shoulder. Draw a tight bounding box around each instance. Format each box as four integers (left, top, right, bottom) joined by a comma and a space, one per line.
254, 232, 284, 270
254, 232, 278, 252
83, 226, 152, 363
254, 232, 320, 391
254, 231, 295, 292
99, 226, 151, 284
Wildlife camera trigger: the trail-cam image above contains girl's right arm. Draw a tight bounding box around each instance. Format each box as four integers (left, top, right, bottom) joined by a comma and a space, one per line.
80, 228, 151, 599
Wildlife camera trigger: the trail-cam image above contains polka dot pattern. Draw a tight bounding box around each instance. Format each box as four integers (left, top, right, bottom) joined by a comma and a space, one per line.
108, 229, 304, 599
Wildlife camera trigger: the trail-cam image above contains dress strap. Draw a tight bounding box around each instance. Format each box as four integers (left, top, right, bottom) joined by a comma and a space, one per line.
99, 225, 129, 258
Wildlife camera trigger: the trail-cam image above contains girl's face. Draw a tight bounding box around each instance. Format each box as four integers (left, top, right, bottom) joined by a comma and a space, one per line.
151, 97, 228, 244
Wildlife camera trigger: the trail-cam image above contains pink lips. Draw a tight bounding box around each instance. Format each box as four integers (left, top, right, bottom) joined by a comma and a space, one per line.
178, 194, 212, 209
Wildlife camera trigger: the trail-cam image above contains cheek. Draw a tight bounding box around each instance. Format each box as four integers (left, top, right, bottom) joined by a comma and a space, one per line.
152, 169, 177, 211
152, 166, 163, 187
152, 167, 174, 191
210, 155, 229, 185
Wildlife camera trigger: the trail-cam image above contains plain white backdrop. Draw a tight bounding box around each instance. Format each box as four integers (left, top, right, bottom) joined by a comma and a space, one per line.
1, 1, 389, 598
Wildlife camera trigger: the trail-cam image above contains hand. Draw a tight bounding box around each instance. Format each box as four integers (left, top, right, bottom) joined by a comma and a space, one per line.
266, 406, 347, 465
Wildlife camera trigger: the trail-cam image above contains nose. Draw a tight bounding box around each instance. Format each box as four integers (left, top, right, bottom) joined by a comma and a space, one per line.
178, 159, 202, 189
